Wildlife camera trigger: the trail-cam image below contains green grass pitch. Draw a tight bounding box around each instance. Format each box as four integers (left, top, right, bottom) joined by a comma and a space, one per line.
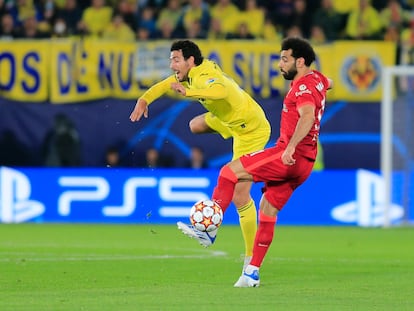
1, 224, 413, 311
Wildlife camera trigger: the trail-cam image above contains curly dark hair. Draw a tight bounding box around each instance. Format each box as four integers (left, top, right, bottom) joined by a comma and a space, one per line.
281, 37, 316, 66
170, 40, 204, 65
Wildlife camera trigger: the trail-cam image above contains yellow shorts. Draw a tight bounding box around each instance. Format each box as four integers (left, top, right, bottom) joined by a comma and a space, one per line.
204, 112, 270, 160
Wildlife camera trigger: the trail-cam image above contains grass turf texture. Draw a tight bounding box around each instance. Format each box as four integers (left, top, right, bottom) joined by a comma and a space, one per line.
0, 224, 413, 311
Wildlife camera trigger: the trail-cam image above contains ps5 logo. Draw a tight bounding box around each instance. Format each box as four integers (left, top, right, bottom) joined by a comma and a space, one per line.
0, 167, 45, 223
331, 169, 404, 227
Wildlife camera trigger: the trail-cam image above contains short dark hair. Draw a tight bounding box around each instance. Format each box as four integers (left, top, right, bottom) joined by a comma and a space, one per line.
171, 40, 204, 65
281, 37, 316, 67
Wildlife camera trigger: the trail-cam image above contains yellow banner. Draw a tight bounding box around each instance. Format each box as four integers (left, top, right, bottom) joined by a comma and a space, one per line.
0, 41, 49, 102
0, 40, 396, 103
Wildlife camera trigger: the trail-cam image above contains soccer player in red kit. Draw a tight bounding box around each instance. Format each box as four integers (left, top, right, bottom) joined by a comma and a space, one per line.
208, 37, 332, 287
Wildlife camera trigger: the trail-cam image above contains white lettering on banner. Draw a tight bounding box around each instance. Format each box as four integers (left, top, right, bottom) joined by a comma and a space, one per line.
158, 177, 210, 217
159, 178, 209, 201
0, 167, 44, 223
58, 177, 110, 216
331, 170, 404, 226
103, 177, 157, 217
159, 207, 198, 217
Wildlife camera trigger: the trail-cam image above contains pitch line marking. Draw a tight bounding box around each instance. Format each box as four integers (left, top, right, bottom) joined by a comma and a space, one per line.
0, 250, 228, 262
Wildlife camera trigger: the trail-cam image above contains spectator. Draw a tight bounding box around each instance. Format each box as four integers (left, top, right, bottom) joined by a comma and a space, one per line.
400, 18, 414, 65
344, 0, 383, 40
379, 0, 411, 32
285, 24, 303, 37
9, 0, 43, 28
156, 0, 181, 39
144, 147, 162, 168
309, 25, 328, 45
0, 13, 18, 40
227, 21, 255, 39
185, 19, 206, 39
287, 0, 313, 38
55, 0, 83, 36
267, 0, 294, 34
185, 146, 208, 169
0, 0, 9, 16
210, 0, 240, 37
136, 25, 151, 40
312, 0, 346, 41
136, 0, 166, 18
42, 113, 82, 167
102, 12, 135, 41
104, 145, 122, 167
262, 16, 281, 41
207, 17, 227, 40
239, 0, 265, 39
174, 0, 211, 38
137, 6, 157, 39
115, 0, 139, 32
401, 18, 414, 50
331, 0, 359, 15
51, 17, 69, 38
14, 14, 50, 38
39, 0, 57, 27
77, 0, 113, 38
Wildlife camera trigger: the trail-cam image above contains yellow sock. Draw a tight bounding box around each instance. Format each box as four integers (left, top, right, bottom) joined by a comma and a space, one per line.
237, 199, 257, 257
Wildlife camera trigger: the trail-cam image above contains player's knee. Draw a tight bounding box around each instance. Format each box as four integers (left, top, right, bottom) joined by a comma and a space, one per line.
189, 116, 208, 134
188, 119, 199, 134
219, 165, 238, 183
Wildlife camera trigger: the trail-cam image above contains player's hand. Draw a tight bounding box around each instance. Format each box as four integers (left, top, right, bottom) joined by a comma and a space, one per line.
281, 146, 296, 166
129, 99, 148, 122
171, 82, 187, 96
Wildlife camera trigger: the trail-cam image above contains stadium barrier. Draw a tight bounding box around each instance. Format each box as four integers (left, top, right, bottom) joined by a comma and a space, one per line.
0, 166, 409, 226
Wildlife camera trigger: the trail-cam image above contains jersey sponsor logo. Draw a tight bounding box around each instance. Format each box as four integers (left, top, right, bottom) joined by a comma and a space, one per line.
206, 78, 216, 84
295, 84, 312, 97
0, 167, 45, 223
330, 170, 404, 226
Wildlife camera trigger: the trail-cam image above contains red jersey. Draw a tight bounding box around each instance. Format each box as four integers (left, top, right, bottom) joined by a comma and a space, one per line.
277, 70, 329, 160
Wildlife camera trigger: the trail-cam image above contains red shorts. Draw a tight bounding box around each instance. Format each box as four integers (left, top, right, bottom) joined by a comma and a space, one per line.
239, 145, 314, 210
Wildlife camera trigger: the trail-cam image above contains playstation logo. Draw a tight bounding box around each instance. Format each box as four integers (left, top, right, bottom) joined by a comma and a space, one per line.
0, 166, 45, 223
331, 169, 404, 227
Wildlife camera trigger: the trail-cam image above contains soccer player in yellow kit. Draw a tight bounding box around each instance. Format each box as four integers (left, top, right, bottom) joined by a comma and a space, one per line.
129, 40, 271, 283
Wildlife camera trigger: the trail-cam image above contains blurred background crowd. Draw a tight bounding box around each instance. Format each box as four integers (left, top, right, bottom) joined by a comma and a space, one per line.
0, 0, 414, 49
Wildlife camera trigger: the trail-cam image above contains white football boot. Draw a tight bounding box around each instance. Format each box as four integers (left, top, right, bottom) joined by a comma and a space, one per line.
176, 222, 217, 247
233, 256, 252, 287
234, 264, 260, 288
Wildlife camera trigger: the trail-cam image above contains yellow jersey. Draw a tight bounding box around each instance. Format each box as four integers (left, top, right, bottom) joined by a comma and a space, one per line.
142, 60, 268, 133
140, 59, 270, 158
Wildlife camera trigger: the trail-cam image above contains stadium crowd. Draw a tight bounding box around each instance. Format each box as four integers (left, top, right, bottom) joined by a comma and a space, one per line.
0, 0, 414, 47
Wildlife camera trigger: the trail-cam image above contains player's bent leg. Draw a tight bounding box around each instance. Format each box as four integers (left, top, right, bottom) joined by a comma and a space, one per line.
189, 114, 214, 134
233, 182, 256, 257
203, 112, 233, 139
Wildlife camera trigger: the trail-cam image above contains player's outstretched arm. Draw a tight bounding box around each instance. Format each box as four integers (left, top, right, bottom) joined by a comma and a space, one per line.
129, 98, 148, 122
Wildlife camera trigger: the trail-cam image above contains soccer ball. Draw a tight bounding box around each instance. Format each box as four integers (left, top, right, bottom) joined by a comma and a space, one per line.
190, 199, 223, 232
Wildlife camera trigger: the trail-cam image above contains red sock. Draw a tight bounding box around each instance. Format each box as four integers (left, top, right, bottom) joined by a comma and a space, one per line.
212, 166, 238, 213
250, 210, 277, 268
